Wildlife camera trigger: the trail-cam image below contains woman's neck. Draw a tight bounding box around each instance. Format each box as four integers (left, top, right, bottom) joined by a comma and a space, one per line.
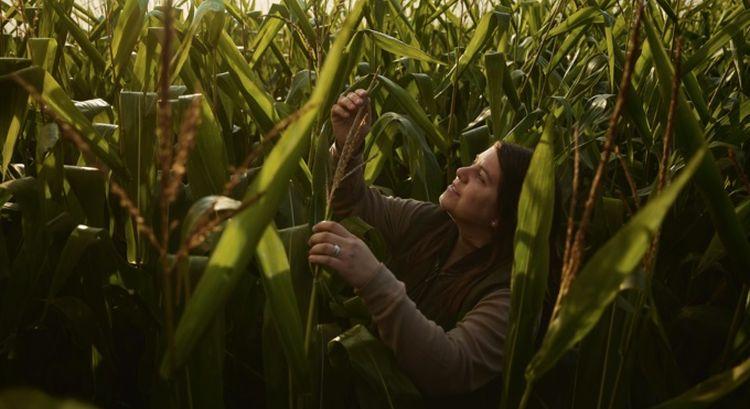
444, 224, 493, 269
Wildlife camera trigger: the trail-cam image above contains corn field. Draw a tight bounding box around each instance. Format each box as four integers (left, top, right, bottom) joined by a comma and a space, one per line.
1, 0, 749, 408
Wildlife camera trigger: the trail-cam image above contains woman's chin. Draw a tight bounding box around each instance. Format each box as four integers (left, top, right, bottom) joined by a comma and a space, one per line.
438, 192, 453, 210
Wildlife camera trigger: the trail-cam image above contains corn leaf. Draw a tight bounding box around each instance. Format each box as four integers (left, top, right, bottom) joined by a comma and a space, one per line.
450, 11, 507, 81
548, 7, 606, 38
0, 59, 31, 179
248, 4, 286, 70
501, 114, 557, 409
484, 51, 507, 139
364, 29, 443, 65
161, 0, 368, 375
377, 74, 450, 153
328, 324, 422, 408
27, 38, 57, 72
648, 354, 750, 409
644, 10, 750, 283
217, 30, 277, 132
3, 67, 128, 181
111, 0, 148, 75
256, 224, 311, 391
176, 94, 228, 198
170, 0, 224, 83
45, 0, 106, 71
683, 9, 750, 74
525, 146, 707, 384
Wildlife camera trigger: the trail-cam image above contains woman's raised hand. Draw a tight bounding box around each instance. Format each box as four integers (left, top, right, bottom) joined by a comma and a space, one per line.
308, 220, 381, 290
330, 89, 371, 151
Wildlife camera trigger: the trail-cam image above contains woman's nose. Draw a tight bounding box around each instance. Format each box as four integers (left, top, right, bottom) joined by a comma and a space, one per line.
455, 166, 468, 182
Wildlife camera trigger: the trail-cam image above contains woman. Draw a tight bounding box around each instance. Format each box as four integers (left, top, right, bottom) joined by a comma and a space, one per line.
308, 89, 560, 407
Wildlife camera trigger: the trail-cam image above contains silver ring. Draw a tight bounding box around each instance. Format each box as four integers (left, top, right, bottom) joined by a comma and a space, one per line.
332, 244, 341, 257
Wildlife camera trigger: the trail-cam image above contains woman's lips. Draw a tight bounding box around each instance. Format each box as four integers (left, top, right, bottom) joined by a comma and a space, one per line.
448, 183, 460, 196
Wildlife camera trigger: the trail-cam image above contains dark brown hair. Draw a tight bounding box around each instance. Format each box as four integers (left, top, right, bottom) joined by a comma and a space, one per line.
444, 141, 562, 336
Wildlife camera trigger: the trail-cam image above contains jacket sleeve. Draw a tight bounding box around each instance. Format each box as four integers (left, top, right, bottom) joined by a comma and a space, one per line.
329, 143, 435, 252
354, 263, 510, 396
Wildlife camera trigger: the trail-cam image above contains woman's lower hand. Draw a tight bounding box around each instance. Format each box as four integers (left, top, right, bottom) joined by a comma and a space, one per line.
308, 220, 381, 289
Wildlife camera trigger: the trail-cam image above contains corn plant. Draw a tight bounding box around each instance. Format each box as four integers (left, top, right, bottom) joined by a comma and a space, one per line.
1, 1, 749, 408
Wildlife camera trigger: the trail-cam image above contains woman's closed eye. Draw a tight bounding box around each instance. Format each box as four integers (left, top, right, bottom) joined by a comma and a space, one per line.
472, 160, 486, 184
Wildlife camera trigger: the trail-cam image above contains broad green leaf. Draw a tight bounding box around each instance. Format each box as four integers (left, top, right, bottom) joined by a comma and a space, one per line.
162, 0, 368, 375
655, 0, 678, 21
217, 30, 276, 132
459, 125, 490, 166
48, 225, 107, 299
548, 7, 606, 38
364, 29, 443, 65
683, 9, 750, 73
27, 37, 57, 71
0, 59, 30, 179
176, 94, 228, 198
364, 111, 441, 200
3, 67, 128, 181
644, 10, 750, 283
696, 199, 750, 274
524, 146, 707, 384
451, 11, 507, 81
546, 28, 584, 74
118, 91, 157, 260
256, 224, 311, 392
45, 0, 106, 71
0, 177, 35, 210
504, 109, 544, 146
284, 0, 316, 48
328, 324, 423, 408
262, 303, 291, 408
364, 114, 397, 184
378, 75, 450, 153
501, 114, 557, 409
74, 98, 112, 121
64, 165, 107, 228
484, 51, 507, 138
170, 0, 225, 83
400, 115, 443, 202
187, 307, 225, 409
130, 26, 161, 91
248, 4, 286, 70
648, 354, 750, 409
111, 0, 148, 75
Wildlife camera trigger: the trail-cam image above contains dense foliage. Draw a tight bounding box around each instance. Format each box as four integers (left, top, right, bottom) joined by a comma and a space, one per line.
1, 0, 750, 408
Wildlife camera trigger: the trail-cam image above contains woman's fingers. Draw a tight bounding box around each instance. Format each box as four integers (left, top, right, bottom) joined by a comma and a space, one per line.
331, 104, 349, 119
337, 90, 368, 113
312, 220, 353, 237
337, 94, 356, 111
308, 254, 344, 270
308, 242, 340, 257
308, 231, 345, 247
347, 93, 363, 105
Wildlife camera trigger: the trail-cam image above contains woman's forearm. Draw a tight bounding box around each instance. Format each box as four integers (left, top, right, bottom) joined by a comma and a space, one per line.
354, 264, 510, 396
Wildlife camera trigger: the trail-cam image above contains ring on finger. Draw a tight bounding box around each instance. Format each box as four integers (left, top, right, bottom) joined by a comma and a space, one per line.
332, 244, 341, 257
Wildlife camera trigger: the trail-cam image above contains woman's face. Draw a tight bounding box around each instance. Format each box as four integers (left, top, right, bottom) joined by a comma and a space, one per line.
439, 144, 502, 228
